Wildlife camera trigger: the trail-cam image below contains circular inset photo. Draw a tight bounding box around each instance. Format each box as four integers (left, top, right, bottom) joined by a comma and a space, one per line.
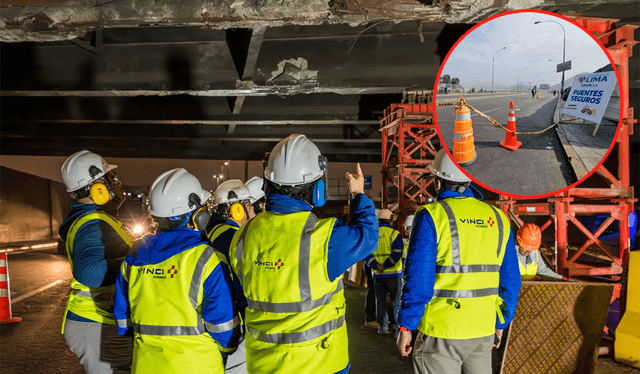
434, 10, 621, 197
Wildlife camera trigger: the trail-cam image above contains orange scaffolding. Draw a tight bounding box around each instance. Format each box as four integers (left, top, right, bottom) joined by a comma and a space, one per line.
381, 17, 637, 349
380, 91, 438, 221
498, 17, 637, 309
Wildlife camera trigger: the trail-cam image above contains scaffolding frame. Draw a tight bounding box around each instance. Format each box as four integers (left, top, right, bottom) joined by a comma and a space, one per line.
380, 17, 637, 335
380, 91, 438, 220
498, 17, 637, 316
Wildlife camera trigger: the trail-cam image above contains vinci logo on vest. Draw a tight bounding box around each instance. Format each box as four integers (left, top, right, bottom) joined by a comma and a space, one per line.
254, 259, 285, 270
138, 265, 178, 279
459, 218, 488, 228
487, 217, 495, 227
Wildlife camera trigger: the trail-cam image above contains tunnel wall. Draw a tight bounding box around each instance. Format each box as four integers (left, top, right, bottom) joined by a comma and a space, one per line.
0, 166, 71, 244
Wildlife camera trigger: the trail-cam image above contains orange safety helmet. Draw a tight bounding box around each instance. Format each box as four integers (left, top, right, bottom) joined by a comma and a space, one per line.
517, 223, 541, 251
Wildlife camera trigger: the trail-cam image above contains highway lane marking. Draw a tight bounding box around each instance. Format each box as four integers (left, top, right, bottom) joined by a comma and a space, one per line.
13, 280, 65, 304
0, 241, 58, 254
470, 107, 502, 117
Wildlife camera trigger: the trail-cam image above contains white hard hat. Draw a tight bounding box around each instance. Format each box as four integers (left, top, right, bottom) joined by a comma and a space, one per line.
403, 215, 414, 227
214, 179, 252, 206
375, 208, 381, 218
429, 149, 471, 183
265, 134, 325, 186
61, 150, 117, 192
245, 176, 265, 204
149, 168, 210, 218
379, 209, 393, 220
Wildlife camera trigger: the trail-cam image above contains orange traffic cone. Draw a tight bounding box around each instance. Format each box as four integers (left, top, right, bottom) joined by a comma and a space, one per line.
453, 104, 477, 166
500, 102, 522, 151
0, 252, 22, 324
536, 92, 540, 99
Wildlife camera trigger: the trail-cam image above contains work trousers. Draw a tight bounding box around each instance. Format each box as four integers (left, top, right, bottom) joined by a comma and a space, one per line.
364, 264, 376, 322
225, 337, 248, 374
374, 276, 401, 331
64, 319, 133, 374
412, 332, 494, 374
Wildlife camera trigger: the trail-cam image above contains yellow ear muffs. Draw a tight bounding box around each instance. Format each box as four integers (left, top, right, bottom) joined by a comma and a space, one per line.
230, 203, 245, 221
90, 183, 110, 205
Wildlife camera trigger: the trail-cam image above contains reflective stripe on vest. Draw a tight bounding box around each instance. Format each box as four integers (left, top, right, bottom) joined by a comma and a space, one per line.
236, 214, 341, 313
247, 314, 345, 344
62, 211, 133, 329
122, 315, 238, 335
371, 226, 403, 276
489, 205, 505, 259
434, 200, 503, 277
246, 282, 344, 313
230, 211, 348, 374
66, 211, 134, 272
416, 198, 510, 339
234, 223, 247, 284
208, 223, 236, 244
434, 288, 498, 298
127, 245, 236, 336
518, 249, 539, 280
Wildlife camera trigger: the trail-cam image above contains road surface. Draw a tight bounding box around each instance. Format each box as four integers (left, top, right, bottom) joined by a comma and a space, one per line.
1, 247, 637, 373
0, 247, 414, 373
436, 92, 578, 196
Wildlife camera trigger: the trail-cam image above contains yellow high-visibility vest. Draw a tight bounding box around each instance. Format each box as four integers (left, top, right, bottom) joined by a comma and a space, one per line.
119, 243, 236, 374
62, 211, 133, 332
416, 198, 509, 339
371, 226, 403, 276
208, 222, 236, 243
229, 211, 348, 374
518, 248, 539, 280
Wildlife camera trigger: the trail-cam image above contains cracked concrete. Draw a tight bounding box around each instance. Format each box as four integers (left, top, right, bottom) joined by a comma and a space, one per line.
268, 58, 319, 86
2, 0, 636, 42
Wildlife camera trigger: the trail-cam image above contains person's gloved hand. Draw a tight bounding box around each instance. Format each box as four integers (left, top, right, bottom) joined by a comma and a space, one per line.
376, 264, 385, 272
346, 163, 365, 198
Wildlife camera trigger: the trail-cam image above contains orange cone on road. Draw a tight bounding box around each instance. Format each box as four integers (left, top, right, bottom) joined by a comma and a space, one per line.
500, 102, 522, 151
536, 92, 540, 99
0, 252, 22, 324
453, 104, 477, 166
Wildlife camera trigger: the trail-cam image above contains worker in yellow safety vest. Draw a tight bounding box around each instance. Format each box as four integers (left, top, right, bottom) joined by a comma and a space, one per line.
516, 223, 565, 281
113, 168, 240, 374
206, 179, 254, 373
229, 134, 378, 374
58, 150, 134, 374
397, 149, 522, 374
364, 208, 405, 335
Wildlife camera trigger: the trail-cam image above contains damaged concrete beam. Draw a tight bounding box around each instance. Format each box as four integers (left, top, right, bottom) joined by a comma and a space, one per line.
0, 0, 604, 43
1, 0, 637, 42
0, 86, 411, 97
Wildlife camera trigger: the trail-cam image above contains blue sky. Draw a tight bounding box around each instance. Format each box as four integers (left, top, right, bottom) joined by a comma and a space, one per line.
440, 12, 613, 90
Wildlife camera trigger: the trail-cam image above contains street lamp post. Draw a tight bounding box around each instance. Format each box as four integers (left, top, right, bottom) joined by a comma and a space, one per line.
547, 59, 561, 93
492, 47, 506, 93
535, 20, 566, 94
517, 67, 527, 92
